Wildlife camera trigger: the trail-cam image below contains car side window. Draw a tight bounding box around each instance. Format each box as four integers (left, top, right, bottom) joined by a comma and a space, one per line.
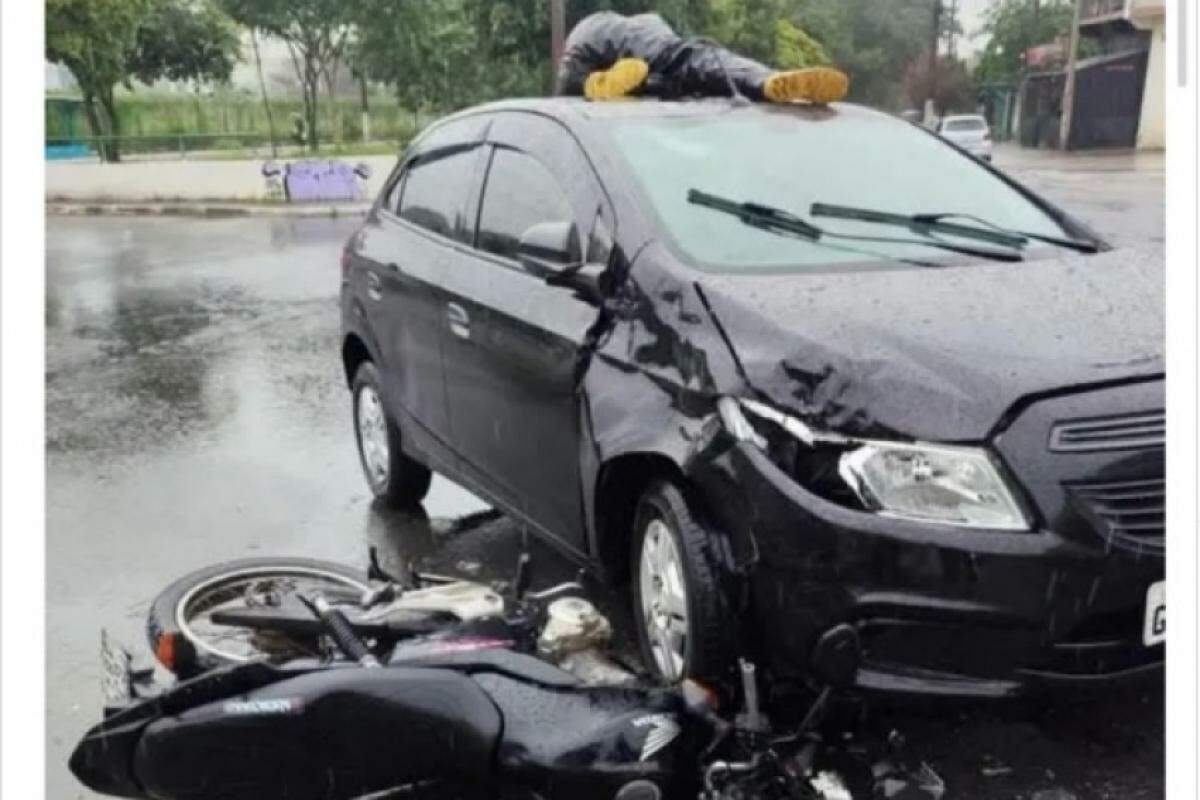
476, 148, 574, 261
397, 148, 478, 242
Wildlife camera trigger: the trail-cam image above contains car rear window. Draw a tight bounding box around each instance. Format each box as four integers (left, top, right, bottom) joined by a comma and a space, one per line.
607, 109, 1069, 273
397, 148, 479, 242
944, 118, 987, 132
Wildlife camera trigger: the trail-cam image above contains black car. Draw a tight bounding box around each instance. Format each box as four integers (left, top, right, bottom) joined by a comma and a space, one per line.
340, 97, 1164, 698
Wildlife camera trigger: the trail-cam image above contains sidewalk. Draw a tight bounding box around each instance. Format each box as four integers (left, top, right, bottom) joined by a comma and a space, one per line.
46, 155, 397, 215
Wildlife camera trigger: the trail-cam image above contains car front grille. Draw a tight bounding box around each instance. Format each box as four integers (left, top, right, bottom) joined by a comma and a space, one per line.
1068, 477, 1165, 553
1050, 410, 1165, 452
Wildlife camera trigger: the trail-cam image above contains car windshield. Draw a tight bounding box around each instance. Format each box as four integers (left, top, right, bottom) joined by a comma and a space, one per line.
944, 118, 987, 132
607, 107, 1070, 273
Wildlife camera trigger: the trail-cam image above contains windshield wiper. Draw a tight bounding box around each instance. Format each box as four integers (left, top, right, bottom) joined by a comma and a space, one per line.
687, 190, 1024, 264
811, 203, 1099, 254
911, 211, 1100, 254
688, 189, 822, 240
810, 202, 1027, 248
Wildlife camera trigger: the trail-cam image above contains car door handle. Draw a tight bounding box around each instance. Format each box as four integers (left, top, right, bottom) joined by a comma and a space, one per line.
365, 271, 383, 301
446, 302, 470, 339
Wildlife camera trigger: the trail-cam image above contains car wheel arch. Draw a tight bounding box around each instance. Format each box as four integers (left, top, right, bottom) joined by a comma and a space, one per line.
342, 333, 373, 389
591, 449, 746, 589
594, 452, 687, 585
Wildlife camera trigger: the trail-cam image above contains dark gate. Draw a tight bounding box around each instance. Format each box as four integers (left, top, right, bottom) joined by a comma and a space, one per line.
1018, 48, 1149, 150
1068, 49, 1149, 149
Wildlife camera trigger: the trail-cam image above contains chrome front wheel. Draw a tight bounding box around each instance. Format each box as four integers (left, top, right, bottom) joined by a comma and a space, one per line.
638, 518, 690, 681
357, 384, 390, 488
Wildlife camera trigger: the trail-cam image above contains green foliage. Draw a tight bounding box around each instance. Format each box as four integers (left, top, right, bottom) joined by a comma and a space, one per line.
219, 0, 355, 150
774, 18, 830, 69
47, 90, 430, 150
46, 0, 156, 98
46, 0, 240, 160
350, 0, 551, 111
705, 0, 827, 67
130, 2, 239, 85
792, 0, 936, 109
973, 0, 1076, 83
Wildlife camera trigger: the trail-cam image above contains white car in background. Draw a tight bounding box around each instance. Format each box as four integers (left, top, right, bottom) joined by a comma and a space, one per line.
937, 114, 993, 161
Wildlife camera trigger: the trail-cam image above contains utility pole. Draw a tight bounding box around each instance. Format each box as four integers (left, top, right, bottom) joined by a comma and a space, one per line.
550, 0, 566, 86
948, 0, 959, 59
926, 0, 943, 124
1059, 0, 1082, 149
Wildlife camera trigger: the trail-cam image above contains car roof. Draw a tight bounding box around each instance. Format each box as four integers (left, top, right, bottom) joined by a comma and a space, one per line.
437, 96, 896, 129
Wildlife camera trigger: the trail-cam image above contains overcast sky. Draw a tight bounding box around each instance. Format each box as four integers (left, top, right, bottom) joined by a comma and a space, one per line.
956, 0, 995, 54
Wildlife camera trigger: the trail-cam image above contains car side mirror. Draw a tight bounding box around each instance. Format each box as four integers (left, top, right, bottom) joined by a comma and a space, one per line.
517, 221, 583, 275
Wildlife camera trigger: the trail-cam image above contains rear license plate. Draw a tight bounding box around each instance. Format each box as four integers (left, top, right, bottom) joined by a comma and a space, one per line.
1143, 581, 1165, 646
100, 629, 134, 705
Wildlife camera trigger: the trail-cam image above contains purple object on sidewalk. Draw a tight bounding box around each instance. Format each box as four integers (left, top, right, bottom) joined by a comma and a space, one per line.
277, 160, 370, 202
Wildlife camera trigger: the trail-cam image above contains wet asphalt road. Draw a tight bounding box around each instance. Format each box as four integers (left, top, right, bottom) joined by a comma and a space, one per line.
46, 152, 1163, 800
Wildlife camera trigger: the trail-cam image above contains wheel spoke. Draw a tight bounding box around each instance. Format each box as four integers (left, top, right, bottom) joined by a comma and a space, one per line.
652, 624, 677, 678
660, 580, 687, 619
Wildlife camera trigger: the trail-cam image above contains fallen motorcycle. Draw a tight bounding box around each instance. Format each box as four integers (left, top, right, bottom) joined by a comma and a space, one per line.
70, 552, 873, 800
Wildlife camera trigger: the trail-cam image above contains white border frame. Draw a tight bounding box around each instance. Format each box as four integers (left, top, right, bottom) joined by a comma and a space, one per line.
1164, 2, 1199, 800
2, 1, 48, 797
3, 3, 1197, 799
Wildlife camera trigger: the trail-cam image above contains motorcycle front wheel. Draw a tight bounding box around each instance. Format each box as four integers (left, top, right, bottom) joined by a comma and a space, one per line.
146, 557, 371, 678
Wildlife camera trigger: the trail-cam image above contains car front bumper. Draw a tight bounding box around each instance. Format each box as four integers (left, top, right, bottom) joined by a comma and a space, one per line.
696, 442, 1164, 699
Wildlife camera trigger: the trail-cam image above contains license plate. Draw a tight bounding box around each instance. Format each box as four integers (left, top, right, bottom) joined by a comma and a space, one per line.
99, 630, 134, 705
1143, 581, 1165, 647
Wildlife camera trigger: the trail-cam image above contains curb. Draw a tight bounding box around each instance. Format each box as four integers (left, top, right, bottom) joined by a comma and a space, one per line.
46, 201, 373, 219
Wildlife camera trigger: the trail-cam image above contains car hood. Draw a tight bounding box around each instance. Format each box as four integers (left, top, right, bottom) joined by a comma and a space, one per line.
697, 246, 1164, 441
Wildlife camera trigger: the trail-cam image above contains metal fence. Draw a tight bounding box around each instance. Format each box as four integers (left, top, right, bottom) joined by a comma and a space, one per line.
43, 131, 415, 162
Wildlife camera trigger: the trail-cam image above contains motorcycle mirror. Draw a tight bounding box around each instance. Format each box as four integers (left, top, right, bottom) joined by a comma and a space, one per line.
809, 624, 861, 690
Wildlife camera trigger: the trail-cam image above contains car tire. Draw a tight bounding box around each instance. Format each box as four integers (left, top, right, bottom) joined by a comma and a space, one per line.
352, 361, 432, 507
630, 480, 736, 684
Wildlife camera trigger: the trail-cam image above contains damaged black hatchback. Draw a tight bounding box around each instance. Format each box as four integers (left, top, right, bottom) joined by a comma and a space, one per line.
341, 98, 1164, 698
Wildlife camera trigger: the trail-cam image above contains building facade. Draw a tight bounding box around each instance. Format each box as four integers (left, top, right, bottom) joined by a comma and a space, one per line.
1079, 0, 1166, 149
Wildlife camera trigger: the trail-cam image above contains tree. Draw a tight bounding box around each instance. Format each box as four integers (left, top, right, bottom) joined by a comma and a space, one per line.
708, 0, 829, 68
130, 1, 239, 85
220, 0, 354, 151
350, 0, 551, 113
792, 0, 935, 109
46, 0, 239, 162
47, 0, 154, 161
974, 0, 1076, 83
903, 53, 973, 113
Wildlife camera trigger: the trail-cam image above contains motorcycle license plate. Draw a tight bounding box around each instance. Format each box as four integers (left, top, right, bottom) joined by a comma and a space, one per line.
99, 629, 134, 705
1143, 581, 1165, 647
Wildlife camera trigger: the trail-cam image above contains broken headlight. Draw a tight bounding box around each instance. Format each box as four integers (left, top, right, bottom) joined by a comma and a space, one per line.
717, 397, 1029, 530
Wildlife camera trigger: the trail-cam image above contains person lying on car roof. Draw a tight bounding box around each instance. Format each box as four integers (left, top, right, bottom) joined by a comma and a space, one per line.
556, 11, 849, 104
